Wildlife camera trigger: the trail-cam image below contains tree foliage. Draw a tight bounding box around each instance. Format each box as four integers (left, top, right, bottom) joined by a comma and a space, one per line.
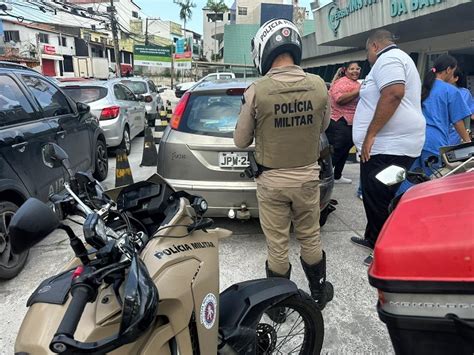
206, 0, 228, 16
173, 0, 196, 30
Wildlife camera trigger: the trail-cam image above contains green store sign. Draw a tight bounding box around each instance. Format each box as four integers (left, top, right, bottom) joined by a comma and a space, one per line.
328, 0, 444, 35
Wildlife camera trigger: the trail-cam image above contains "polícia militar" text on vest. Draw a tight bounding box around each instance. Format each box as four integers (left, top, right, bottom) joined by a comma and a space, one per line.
274, 100, 314, 128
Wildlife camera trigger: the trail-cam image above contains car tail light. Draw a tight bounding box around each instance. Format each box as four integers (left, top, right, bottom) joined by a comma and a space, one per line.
170, 92, 190, 130
144, 95, 153, 103
100, 106, 120, 120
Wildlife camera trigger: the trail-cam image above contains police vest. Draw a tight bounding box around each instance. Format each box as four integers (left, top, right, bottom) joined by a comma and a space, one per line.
253, 73, 328, 169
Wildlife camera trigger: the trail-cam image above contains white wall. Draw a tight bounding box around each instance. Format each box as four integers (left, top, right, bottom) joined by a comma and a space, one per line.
3, 22, 76, 58
202, 8, 231, 61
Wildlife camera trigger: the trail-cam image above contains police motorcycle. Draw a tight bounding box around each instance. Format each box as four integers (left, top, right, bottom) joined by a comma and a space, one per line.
375, 141, 474, 212
369, 143, 474, 355
12, 143, 323, 354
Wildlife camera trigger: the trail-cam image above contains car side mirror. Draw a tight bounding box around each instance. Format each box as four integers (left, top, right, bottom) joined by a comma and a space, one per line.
43, 143, 74, 179
9, 198, 60, 253
375, 165, 407, 186
77, 102, 90, 114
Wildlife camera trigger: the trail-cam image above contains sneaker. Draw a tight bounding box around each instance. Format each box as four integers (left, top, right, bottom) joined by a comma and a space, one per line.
334, 176, 352, 184
350, 236, 374, 251
363, 252, 374, 266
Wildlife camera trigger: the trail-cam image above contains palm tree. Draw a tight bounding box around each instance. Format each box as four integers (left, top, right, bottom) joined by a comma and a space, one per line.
206, 0, 228, 61
174, 0, 196, 33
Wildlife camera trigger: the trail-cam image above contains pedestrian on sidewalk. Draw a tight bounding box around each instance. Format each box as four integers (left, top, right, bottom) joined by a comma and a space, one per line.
234, 19, 334, 312
327, 62, 362, 184
351, 29, 426, 266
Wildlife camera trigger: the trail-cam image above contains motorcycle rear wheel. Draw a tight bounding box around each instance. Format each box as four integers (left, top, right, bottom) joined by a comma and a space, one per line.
257, 290, 324, 355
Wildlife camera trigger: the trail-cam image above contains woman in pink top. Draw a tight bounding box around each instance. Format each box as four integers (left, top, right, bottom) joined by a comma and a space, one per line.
327, 62, 361, 184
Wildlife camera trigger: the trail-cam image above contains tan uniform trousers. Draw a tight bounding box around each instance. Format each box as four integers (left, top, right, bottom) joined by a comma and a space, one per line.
257, 180, 323, 275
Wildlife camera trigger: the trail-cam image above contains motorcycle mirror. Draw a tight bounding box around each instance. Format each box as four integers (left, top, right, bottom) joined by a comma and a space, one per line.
9, 198, 60, 254
375, 165, 407, 186
43, 143, 74, 179
119, 256, 158, 338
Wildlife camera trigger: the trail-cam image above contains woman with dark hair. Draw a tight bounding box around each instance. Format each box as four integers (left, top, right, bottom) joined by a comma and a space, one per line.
327, 61, 361, 184
448, 68, 474, 144
397, 54, 471, 195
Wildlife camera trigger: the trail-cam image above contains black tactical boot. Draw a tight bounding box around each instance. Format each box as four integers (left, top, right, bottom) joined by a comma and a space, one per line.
300, 252, 334, 310
265, 261, 291, 323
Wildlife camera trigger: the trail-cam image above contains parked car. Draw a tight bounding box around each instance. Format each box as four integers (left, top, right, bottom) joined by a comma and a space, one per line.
158, 79, 334, 222
119, 77, 163, 127
0, 64, 108, 279
60, 79, 146, 154
175, 72, 236, 98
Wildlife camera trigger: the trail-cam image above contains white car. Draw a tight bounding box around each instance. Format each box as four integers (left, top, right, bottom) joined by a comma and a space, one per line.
175, 72, 236, 98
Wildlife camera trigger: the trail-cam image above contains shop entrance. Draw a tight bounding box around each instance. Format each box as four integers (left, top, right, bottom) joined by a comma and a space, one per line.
42, 59, 56, 76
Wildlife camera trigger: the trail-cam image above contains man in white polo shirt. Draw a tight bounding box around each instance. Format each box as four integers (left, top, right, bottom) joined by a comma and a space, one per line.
351, 29, 425, 265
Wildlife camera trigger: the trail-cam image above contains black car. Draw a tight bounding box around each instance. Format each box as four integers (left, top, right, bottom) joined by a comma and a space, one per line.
0, 63, 108, 279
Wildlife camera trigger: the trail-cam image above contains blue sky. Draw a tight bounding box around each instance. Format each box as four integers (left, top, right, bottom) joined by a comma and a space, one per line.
134, 0, 315, 34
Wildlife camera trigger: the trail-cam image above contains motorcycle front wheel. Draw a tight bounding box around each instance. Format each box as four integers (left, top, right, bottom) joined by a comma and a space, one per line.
256, 291, 324, 355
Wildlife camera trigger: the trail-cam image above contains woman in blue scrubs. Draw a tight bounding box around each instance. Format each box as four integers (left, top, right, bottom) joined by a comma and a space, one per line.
448, 68, 474, 144
397, 55, 471, 194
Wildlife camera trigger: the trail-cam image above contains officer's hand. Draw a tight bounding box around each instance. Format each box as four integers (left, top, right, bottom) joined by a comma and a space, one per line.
361, 135, 375, 163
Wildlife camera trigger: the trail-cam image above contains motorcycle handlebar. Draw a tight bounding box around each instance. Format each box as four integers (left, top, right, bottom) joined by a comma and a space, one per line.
54, 284, 94, 338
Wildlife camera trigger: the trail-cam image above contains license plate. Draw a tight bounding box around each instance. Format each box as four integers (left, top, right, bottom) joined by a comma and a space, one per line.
219, 152, 249, 168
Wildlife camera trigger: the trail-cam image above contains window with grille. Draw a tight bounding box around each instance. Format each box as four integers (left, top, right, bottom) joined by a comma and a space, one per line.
39, 33, 49, 44
238, 7, 247, 15
4, 31, 20, 43
59, 36, 67, 47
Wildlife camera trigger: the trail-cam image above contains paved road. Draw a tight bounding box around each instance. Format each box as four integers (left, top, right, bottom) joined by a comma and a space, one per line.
0, 137, 394, 354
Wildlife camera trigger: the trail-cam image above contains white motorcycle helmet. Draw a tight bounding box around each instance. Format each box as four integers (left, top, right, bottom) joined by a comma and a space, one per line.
251, 19, 302, 76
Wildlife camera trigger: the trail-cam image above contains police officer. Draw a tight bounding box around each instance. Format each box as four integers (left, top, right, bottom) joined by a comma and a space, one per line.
234, 19, 334, 312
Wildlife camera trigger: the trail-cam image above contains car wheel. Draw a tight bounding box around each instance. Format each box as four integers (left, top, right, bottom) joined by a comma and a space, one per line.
0, 201, 29, 280
93, 139, 108, 181
119, 126, 131, 155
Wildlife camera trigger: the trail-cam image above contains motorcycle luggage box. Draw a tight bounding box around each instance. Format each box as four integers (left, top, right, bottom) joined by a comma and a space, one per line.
368, 172, 474, 355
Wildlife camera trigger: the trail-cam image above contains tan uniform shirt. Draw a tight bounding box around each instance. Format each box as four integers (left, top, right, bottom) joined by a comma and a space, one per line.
234, 65, 331, 188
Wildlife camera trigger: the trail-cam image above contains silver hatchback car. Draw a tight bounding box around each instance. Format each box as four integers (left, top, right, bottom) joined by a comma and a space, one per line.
119, 77, 163, 127
61, 79, 146, 154
157, 79, 334, 224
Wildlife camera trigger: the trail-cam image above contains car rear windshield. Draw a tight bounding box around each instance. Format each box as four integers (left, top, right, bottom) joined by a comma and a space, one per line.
121, 80, 147, 94
181, 93, 242, 137
62, 86, 107, 103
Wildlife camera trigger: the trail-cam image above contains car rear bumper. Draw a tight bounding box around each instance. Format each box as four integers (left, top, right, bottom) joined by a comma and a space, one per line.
100, 118, 122, 147
165, 176, 334, 218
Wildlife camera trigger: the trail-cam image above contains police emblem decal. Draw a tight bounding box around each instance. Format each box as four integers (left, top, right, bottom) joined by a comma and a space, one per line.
200, 293, 217, 329
281, 28, 290, 37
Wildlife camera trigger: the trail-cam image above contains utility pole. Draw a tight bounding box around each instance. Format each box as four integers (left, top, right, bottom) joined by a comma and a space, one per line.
170, 44, 175, 89
109, 0, 121, 77
145, 17, 149, 45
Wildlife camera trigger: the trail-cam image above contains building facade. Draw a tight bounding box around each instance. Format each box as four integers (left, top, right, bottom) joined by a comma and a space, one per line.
303, 0, 474, 88
3, 20, 76, 77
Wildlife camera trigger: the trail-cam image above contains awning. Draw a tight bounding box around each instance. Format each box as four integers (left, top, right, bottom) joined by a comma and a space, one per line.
302, 50, 366, 69
41, 54, 63, 61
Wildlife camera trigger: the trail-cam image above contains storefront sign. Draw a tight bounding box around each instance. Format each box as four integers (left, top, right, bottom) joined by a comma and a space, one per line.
170, 22, 182, 36
328, 0, 379, 35
43, 45, 56, 55
134, 45, 172, 68
390, 0, 443, 17
327, 0, 444, 35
